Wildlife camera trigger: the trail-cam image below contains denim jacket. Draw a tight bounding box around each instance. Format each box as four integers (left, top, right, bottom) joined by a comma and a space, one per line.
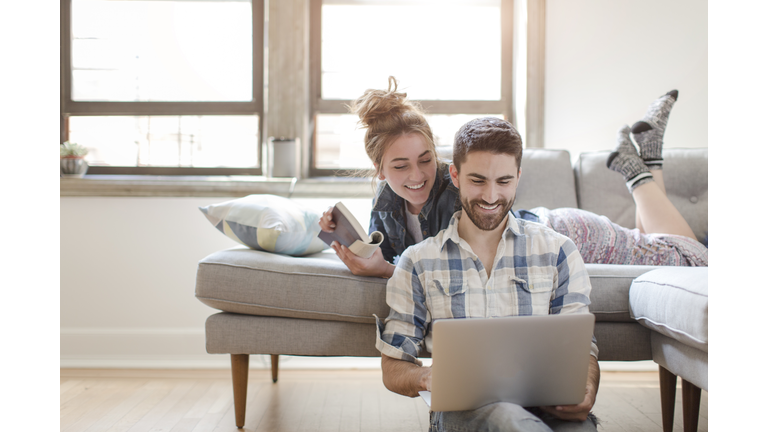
368, 162, 540, 263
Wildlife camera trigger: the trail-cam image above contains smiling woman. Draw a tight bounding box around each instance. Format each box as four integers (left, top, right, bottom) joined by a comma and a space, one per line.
319, 77, 462, 277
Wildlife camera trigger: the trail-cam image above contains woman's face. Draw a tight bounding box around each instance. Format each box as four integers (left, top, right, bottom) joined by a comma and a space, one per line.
377, 133, 437, 215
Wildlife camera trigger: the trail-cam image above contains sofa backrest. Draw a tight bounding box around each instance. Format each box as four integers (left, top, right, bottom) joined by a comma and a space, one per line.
575, 148, 708, 243
439, 146, 708, 244
515, 149, 579, 211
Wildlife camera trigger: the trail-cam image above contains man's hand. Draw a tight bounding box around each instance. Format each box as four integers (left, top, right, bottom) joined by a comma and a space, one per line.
381, 354, 432, 397
421, 365, 432, 392
538, 386, 596, 422
539, 356, 600, 422
331, 242, 395, 278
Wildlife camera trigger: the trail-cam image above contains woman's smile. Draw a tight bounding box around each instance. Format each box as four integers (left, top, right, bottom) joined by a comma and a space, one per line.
405, 182, 426, 190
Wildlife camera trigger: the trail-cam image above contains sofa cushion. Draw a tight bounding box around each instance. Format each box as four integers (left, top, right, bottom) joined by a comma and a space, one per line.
199, 194, 328, 256
629, 267, 708, 352
196, 248, 659, 325
515, 149, 579, 211
584, 264, 660, 322
652, 332, 708, 391
196, 248, 390, 324
574, 148, 708, 244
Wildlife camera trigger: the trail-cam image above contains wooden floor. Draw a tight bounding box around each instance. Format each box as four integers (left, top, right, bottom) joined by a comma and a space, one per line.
60, 368, 707, 432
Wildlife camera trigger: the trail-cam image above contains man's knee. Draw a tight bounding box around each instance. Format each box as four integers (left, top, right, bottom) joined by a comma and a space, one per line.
436, 402, 551, 432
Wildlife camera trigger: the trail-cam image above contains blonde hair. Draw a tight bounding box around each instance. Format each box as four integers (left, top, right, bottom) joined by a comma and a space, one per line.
348, 77, 436, 180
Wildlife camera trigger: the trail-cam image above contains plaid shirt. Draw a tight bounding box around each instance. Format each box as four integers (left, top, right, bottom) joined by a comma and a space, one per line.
375, 211, 598, 365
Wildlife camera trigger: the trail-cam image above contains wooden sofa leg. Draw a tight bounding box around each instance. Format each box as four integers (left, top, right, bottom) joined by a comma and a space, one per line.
231, 354, 249, 429
658, 365, 677, 432
271, 354, 279, 383
682, 379, 702, 432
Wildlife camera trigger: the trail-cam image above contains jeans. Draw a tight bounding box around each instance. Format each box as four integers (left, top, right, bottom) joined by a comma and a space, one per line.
429, 403, 598, 432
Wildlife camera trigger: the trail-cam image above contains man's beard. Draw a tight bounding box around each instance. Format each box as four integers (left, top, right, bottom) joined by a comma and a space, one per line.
459, 193, 515, 231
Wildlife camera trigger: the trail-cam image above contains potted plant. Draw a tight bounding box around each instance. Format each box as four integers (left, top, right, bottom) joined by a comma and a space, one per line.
60, 141, 89, 178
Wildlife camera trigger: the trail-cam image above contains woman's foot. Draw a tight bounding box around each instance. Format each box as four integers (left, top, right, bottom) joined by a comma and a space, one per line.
606, 125, 654, 193
630, 90, 678, 169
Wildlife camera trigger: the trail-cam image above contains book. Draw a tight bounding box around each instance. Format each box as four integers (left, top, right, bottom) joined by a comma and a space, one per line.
318, 202, 384, 259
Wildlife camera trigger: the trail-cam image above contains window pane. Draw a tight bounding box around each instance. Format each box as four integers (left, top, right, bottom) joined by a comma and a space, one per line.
321, 1, 501, 101
69, 116, 260, 168
315, 113, 502, 170
71, 0, 253, 102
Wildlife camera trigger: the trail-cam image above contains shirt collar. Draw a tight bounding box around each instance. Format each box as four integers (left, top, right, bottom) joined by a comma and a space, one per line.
441, 209, 523, 249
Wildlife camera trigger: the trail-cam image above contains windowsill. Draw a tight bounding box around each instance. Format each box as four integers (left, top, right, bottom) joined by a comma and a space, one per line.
60, 175, 377, 198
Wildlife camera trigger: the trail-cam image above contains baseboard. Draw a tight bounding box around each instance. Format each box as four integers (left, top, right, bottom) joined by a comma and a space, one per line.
60, 328, 658, 371
59, 354, 385, 370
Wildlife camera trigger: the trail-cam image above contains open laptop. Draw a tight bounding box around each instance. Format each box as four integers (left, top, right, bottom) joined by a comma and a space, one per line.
419, 313, 595, 412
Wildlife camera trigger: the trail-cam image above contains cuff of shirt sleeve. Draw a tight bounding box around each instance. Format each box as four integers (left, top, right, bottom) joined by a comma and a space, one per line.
590, 341, 599, 360
374, 315, 423, 367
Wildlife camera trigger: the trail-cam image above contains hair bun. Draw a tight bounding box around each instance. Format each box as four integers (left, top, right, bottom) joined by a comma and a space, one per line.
349, 77, 419, 130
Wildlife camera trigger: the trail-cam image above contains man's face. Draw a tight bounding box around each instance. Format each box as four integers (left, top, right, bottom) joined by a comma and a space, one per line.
449, 151, 520, 231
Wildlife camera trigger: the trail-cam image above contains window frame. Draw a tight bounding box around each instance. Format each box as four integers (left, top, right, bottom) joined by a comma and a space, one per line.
308, 0, 514, 177
60, 0, 265, 176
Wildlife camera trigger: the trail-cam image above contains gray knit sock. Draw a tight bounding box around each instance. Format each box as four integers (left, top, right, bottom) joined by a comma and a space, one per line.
630, 90, 678, 169
606, 125, 653, 193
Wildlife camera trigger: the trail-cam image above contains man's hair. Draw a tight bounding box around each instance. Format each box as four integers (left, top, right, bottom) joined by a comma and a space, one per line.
452, 117, 523, 171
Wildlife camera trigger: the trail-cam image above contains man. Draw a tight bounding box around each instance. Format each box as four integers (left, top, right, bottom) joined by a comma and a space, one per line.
374, 117, 600, 432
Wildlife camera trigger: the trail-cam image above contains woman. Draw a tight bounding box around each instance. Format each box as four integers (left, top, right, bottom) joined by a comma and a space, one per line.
320, 78, 708, 278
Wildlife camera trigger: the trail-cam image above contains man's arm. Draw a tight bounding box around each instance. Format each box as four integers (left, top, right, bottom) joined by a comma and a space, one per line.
542, 236, 600, 421
540, 355, 600, 421
381, 354, 432, 398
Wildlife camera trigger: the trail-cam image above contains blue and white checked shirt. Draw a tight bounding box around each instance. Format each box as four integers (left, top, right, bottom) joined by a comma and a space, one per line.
375, 211, 598, 365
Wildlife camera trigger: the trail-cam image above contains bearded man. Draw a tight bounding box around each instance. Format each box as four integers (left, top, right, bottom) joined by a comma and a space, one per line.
374, 117, 601, 432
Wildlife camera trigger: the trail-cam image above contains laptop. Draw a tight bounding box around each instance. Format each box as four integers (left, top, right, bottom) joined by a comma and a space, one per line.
420, 313, 595, 412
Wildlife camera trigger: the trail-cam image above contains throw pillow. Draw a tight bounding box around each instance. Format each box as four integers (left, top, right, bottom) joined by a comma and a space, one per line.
199, 194, 328, 256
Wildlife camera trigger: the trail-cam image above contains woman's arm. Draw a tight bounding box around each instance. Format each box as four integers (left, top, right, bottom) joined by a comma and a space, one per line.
331, 244, 395, 278
369, 208, 398, 264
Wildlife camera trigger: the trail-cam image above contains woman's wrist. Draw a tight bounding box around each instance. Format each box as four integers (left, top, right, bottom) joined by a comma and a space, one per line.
380, 263, 395, 279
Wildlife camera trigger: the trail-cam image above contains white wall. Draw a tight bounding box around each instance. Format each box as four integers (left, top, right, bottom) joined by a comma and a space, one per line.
60, 196, 375, 368
544, 0, 707, 159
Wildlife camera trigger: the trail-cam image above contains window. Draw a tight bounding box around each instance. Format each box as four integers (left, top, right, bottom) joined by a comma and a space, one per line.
61, 0, 264, 175
309, 0, 513, 175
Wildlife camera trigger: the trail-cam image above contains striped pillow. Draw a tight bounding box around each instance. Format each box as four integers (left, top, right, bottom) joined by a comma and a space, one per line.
199, 194, 328, 256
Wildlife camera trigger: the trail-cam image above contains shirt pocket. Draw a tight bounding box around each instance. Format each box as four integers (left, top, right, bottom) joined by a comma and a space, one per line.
510, 274, 553, 315
426, 277, 468, 318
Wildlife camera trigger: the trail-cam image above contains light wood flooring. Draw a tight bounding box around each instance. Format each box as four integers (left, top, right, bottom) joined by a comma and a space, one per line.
60, 368, 707, 432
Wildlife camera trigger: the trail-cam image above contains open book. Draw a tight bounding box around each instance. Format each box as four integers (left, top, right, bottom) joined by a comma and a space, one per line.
318, 202, 384, 259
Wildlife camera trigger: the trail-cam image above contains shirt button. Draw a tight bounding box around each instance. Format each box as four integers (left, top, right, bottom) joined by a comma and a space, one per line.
690, 196, 699, 203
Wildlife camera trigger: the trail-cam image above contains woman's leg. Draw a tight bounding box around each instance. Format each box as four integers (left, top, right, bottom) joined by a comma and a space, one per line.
631, 171, 696, 240
530, 207, 707, 266
606, 94, 698, 240
634, 169, 666, 233
626, 90, 697, 239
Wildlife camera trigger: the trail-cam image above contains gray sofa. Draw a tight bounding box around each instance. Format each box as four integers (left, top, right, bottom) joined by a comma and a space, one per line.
195, 148, 708, 429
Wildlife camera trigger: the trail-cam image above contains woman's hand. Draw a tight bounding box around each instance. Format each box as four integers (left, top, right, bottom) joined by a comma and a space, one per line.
331, 242, 395, 278
319, 207, 336, 232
